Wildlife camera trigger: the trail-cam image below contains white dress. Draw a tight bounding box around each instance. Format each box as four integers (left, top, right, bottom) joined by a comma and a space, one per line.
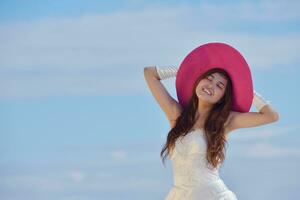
164, 128, 238, 200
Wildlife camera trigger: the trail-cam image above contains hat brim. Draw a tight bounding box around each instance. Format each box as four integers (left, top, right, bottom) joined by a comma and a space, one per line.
176, 42, 253, 113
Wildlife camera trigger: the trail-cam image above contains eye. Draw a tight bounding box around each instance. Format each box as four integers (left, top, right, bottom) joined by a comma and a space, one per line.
218, 85, 223, 89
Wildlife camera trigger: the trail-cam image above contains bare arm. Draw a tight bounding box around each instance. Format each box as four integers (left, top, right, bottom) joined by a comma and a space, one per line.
226, 103, 280, 134
143, 66, 182, 128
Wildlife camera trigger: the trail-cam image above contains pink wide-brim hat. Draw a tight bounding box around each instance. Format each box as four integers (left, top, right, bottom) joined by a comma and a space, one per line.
176, 42, 253, 113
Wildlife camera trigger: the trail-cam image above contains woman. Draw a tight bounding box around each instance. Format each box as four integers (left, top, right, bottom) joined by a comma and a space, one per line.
143, 43, 279, 200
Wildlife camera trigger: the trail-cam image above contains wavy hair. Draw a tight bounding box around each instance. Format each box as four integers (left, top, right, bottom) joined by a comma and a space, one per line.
160, 68, 233, 169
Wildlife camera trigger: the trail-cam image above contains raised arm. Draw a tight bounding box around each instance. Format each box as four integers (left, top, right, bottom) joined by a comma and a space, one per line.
143, 66, 182, 128
225, 90, 280, 133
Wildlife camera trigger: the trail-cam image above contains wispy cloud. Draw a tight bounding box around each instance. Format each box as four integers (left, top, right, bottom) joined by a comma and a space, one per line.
229, 124, 300, 158
1, 166, 164, 200
2, 174, 65, 191
0, 1, 299, 100
242, 142, 300, 158
231, 124, 300, 141
1, 2, 299, 70
194, 0, 300, 21
110, 149, 128, 162
66, 169, 86, 182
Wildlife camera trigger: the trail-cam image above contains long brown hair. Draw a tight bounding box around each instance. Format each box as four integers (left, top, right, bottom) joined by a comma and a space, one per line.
160, 68, 233, 169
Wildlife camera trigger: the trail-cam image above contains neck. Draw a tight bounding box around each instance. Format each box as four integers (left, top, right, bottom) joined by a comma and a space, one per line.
196, 99, 213, 120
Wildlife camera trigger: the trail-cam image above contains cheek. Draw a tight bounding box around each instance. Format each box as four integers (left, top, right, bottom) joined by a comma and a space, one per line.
196, 84, 203, 92
216, 89, 225, 98
196, 87, 202, 95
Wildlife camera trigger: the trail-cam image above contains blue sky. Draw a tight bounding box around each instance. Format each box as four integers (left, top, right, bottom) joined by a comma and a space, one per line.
0, 0, 299, 200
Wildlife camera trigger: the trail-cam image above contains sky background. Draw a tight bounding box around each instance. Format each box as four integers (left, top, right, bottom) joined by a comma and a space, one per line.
0, 0, 299, 200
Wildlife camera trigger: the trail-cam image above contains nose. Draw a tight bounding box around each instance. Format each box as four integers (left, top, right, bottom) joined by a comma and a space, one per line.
207, 83, 214, 90
207, 84, 215, 93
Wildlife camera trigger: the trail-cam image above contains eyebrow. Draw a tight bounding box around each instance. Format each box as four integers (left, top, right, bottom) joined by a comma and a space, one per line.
210, 74, 225, 86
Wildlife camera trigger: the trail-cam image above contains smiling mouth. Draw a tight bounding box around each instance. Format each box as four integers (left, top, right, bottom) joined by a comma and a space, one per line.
202, 87, 213, 96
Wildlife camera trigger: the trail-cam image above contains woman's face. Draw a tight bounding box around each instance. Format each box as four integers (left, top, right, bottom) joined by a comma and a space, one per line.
195, 72, 228, 105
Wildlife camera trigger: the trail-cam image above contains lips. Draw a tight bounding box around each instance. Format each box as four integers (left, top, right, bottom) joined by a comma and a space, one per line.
202, 87, 213, 96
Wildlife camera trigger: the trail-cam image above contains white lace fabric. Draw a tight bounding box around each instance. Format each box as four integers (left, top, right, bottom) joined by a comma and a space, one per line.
165, 129, 238, 200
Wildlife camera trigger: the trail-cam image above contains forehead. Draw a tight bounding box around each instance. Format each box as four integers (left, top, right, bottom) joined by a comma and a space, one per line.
210, 72, 227, 83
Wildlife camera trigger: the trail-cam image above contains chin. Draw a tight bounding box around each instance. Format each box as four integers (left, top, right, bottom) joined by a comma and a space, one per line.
198, 96, 213, 103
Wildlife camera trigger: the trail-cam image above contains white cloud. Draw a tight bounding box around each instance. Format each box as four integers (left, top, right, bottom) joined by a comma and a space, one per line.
229, 124, 300, 158
66, 170, 86, 182
110, 149, 128, 161
3, 174, 65, 191
0, 3, 299, 70
231, 124, 300, 141
0, 72, 143, 100
0, 165, 164, 196
0, 2, 299, 99
243, 142, 300, 158
196, 1, 300, 21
